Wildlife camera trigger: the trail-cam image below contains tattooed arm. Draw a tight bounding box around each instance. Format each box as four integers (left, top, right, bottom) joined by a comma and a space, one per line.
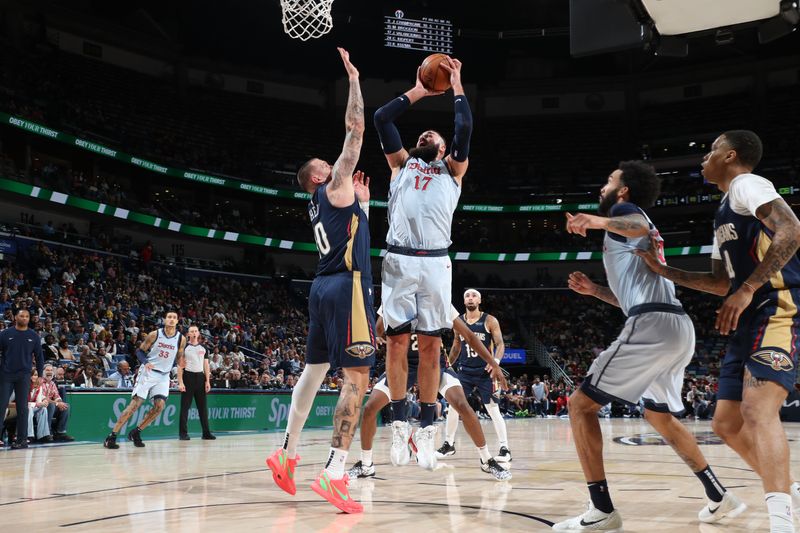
565, 212, 649, 238
634, 235, 731, 297
328, 48, 365, 208
715, 198, 800, 335
568, 271, 620, 307
747, 198, 800, 289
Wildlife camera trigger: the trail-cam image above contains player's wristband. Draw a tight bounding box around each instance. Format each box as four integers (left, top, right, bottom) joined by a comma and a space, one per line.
359, 200, 369, 219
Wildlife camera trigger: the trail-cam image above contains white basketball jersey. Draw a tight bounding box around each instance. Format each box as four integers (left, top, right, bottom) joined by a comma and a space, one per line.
386, 157, 461, 250
146, 328, 182, 373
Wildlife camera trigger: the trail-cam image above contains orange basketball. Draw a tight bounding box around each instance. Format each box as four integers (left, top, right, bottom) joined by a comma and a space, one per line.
419, 53, 451, 92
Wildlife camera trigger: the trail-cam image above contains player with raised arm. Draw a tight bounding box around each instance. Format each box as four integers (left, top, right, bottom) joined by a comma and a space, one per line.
266, 48, 377, 514
103, 310, 185, 449
636, 131, 800, 533
438, 289, 511, 464
551, 161, 742, 531
374, 55, 503, 472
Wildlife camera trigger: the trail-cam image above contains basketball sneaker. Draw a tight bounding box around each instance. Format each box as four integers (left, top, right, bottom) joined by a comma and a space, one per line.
390, 421, 412, 466
127, 427, 145, 448
103, 434, 119, 449
480, 458, 512, 481
311, 471, 363, 514
412, 425, 438, 471
698, 491, 746, 523
347, 460, 376, 479
436, 441, 456, 458
266, 448, 300, 496
496, 446, 512, 463
552, 501, 623, 531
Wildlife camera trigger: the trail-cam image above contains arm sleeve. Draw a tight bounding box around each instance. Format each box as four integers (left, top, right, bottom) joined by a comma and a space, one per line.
373, 95, 410, 154
135, 348, 148, 364
450, 96, 473, 162
728, 174, 781, 218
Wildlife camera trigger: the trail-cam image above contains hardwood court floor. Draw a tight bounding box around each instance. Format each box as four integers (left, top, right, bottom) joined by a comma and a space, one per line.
1, 418, 798, 532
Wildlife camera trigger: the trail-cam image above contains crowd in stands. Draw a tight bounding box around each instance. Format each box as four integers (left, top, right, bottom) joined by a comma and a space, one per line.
0, 224, 763, 446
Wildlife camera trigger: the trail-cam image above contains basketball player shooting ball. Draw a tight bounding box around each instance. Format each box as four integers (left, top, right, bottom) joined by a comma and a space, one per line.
374, 55, 507, 471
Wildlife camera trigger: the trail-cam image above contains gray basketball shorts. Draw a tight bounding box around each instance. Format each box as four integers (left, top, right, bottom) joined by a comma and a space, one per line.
381, 252, 453, 335
581, 311, 695, 415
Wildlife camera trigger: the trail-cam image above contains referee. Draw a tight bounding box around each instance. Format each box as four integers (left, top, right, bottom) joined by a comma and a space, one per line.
177, 325, 214, 440
0, 309, 45, 449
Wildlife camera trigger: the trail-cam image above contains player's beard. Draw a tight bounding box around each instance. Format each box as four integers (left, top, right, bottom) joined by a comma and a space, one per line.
465, 303, 478, 312
598, 188, 619, 216
408, 143, 440, 163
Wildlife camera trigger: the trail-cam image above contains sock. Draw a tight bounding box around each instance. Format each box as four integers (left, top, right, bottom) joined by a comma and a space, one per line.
765, 492, 794, 533
694, 465, 725, 503
110, 432, 116, 437
324, 447, 348, 479
477, 445, 492, 462
391, 399, 408, 423
420, 402, 437, 427
446, 406, 459, 444
588, 480, 614, 514
485, 402, 508, 448
361, 449, 373, 466
284, 362, 330, 459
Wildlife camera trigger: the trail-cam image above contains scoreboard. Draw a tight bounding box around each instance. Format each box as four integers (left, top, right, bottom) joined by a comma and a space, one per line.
384, 10, 454, 54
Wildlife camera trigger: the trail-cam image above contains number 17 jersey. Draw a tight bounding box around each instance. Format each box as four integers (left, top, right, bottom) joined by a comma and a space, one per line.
309, 183, 372, 277
386, 157, 460, 250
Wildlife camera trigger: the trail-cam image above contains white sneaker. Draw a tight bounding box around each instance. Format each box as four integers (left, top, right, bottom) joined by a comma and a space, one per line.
552, 502, 623, 531
698, 491, 747, 523
346, 460, 376, 479
390, 421, 412, 466
412, 424, 438, 471
791, 482, 800, 516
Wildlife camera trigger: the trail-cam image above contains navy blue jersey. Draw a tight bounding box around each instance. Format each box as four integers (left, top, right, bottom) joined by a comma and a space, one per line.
406, 333, 448, 369
457, 313, 494, 375
714, 192, 800, 298
309, 183, 372, 277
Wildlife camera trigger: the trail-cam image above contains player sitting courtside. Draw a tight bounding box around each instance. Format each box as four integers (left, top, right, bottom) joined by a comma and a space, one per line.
104, 310, 185, 449
347, 307, 510, 481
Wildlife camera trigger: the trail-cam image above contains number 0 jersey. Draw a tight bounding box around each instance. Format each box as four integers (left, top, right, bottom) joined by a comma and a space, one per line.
309, 183, 372, 277
712, 173, 800, 298
386, 157, 460, 250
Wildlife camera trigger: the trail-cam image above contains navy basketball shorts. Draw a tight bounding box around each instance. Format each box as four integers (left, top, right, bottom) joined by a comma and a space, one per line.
718, 292, 800, 401
457, 371, 495, 405
306, 271, 377, 369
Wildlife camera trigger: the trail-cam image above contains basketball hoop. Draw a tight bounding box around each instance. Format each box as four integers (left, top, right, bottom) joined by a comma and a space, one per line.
280, 0, 334, 41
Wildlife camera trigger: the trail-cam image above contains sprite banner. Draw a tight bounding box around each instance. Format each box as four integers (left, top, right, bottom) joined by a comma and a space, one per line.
1, 111, 595, 214
65, 390, 340, 442
0, 176, 716, 262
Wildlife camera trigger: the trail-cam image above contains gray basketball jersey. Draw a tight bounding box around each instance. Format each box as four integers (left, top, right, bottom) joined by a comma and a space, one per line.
146, 328, 182, 373
386, 157, 461, 250
603, 203, 680, 316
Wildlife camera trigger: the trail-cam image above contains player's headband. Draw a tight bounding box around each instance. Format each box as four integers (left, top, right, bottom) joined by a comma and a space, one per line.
464, 289, 481, 300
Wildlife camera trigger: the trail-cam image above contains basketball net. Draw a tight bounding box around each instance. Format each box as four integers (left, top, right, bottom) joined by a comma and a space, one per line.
280, 0, 334, 41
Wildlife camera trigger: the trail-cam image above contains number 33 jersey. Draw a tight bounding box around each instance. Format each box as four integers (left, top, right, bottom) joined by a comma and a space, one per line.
309, 183, 372, 277
712, 173, 800, 297
146, 328, 183, 373
386, 157, 460, 251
